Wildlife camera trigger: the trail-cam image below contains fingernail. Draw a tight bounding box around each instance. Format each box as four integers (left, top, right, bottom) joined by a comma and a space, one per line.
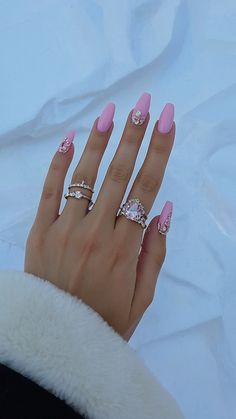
157, 201, 173, 235
157, 103, 175, 134
97, 103, 115, 132
58, 131, 75, 153
131, 92, 151, 125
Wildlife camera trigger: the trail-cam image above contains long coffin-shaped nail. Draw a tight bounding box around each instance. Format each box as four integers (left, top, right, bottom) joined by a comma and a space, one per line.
131, 92, 151, 125
58, 131, 75, 153
97, 103, 115, 132
157, 103, 175, 134
157, 201, 173, 235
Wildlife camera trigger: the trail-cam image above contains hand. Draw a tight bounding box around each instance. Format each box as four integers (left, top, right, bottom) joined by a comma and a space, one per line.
24, 93, 175, 341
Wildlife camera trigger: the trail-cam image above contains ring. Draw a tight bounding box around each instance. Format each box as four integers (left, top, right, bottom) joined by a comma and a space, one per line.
68, 180, 94, 193
118, 198, 147, 229
64, 191, 93, 205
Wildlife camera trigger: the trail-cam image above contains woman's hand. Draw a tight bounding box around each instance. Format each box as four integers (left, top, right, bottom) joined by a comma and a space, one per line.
24, 93, 175, 341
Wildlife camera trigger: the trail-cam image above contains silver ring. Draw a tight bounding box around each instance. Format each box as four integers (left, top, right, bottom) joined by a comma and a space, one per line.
64, 191, 93, 204
68, 180, 94, 193
118, 198, 147, 229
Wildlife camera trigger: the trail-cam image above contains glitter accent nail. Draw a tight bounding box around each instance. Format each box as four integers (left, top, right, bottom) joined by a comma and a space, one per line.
58, 131, 75, 153
131, 92, 151, 125
157, 201, 173, 235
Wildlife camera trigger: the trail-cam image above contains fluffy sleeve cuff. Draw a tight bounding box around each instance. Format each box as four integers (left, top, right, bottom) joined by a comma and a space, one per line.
0, 270, 184, 419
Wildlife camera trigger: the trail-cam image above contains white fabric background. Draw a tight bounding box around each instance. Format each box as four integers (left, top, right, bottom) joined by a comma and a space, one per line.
0, 1, 236, 418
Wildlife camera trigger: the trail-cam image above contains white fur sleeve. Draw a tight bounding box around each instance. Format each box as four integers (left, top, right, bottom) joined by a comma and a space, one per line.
0, 270, 184, 419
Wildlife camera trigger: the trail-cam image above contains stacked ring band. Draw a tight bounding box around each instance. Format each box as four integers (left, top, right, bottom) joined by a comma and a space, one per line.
68, 180, 94, 193
64, 179, 94, 207
64, 180, 148, 229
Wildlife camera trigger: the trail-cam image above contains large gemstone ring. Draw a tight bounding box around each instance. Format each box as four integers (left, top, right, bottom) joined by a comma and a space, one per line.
118, 198, 147, 229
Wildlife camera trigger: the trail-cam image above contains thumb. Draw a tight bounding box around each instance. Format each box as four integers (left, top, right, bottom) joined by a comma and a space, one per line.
131, 201, 173, 316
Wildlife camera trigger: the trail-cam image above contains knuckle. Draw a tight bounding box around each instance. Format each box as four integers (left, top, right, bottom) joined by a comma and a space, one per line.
123, 127, 140, 145
71, 170, 80, 182
57, 230, 70, 249
136, 171, 160, 193
81, 231, 101, 256
50, 160, 61, 172
87, 138, 105, 152
108, 163, 130, 184
150, 243, 166, 267
151, 139, 170, 155
109, 241, 131, 271
41, 185, 59, 200
71, 171, 95, 187
112, 245, 127, 263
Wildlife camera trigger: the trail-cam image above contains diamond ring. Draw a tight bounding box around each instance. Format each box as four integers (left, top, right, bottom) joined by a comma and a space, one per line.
64, 190, 93, 204
118, 198, 147, 229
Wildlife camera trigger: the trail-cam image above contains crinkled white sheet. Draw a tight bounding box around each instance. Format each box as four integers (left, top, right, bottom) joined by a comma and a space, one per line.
0, 1, 236, 418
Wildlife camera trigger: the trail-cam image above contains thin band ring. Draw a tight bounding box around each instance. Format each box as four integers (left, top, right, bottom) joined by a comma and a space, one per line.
68, 180, 94, 193
64, 191, 92, 203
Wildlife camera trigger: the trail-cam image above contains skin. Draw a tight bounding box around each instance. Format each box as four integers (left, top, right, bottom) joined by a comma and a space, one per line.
24, 109, 176, 341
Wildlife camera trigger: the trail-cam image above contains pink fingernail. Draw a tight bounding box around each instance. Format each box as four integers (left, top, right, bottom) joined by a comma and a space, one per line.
131, 92, 151, 125
157, 201, 173, 235
58, 131, 75, 153
97, 103, 115, 132
157, 103, 175, 134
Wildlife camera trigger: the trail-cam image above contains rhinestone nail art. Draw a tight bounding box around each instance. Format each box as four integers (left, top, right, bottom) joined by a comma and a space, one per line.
131, 110, 146, 125
157, 201, 173, 235
58, 131, 75, 153
131, 93, 151, 126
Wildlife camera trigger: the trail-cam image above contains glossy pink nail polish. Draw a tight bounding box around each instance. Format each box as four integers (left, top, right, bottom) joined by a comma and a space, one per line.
58, 131, 75, 153
157, 103, 175, 134
132, 92, 151, 125
97, 103, 115, 132
157, 201, 173, 235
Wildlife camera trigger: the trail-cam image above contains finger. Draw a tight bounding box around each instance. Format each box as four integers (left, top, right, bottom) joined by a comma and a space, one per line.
61, 103, 115, 220
116, 103, 175, 246
35, 131, 75, 231
93, 93, 151, 223
130, 205, 173, 323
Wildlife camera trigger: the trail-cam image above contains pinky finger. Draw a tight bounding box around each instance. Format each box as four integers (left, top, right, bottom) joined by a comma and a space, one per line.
129, 202, 173, 334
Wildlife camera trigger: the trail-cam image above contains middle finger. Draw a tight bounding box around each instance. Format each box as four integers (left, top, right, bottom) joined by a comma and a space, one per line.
93, 92, 151, 223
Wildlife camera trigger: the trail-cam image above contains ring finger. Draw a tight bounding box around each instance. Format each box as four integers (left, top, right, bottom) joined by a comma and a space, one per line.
116, 103, 175, 246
